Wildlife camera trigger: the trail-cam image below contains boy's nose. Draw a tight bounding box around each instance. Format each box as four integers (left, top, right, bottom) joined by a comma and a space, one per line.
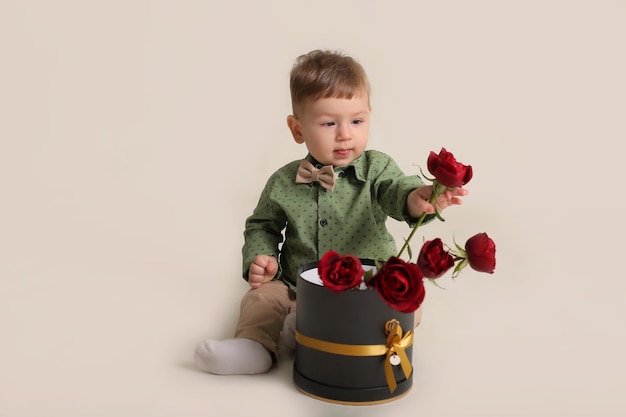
336, 125, 350, 140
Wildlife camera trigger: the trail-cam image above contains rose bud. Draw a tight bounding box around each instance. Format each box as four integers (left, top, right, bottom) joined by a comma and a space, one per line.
465, 233, 496, 274
417, 238, 455, 279
427, 147, 473, 188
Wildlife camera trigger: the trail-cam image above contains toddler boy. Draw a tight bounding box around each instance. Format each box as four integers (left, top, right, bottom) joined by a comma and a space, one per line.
194, 50, 466, 375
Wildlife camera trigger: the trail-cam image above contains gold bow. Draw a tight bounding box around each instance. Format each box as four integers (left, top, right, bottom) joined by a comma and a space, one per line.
295, 159, 336, 191
383, 320, 413, 394
295, 319, 413, 393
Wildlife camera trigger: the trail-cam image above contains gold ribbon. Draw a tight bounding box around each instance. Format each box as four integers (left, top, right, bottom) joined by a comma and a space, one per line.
295, 319, 413, 393
295, 159, 336, 191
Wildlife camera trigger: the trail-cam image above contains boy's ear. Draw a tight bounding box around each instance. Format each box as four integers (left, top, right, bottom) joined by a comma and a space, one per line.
287, 115, 305, 144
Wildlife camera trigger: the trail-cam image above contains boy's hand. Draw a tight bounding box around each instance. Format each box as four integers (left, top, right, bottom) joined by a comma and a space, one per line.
407, 185, 468, 218
248, 255, 278, 288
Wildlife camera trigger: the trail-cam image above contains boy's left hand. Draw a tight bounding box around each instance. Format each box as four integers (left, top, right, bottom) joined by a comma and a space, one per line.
408, 186, 468, 218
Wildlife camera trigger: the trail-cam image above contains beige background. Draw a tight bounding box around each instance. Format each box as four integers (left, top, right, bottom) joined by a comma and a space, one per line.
2, 1, 625, 416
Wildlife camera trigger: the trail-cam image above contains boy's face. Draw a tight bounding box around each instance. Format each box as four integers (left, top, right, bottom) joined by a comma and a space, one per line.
287, 94, 371, 167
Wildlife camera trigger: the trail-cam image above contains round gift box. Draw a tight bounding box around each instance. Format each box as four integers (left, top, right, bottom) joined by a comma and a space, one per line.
293, 260, 415, 405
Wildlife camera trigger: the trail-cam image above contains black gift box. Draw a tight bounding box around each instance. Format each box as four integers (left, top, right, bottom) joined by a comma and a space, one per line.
293, 260, 415, 405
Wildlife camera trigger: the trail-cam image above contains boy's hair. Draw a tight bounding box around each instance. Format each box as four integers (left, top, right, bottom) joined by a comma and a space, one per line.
289, 50, 370, 117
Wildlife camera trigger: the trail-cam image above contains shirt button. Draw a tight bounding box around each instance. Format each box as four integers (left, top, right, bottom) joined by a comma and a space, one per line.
319, 219, 328, 227
338, 171, 345, 178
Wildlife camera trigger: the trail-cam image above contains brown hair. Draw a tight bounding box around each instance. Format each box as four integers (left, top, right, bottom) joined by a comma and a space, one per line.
289, 50, 370, 117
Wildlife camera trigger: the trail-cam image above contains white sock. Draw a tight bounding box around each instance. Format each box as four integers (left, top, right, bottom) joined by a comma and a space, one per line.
194, 338, 272, 375
280, 312, 296, 351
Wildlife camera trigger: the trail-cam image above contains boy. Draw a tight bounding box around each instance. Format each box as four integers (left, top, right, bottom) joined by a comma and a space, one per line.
194, 50, 467, 375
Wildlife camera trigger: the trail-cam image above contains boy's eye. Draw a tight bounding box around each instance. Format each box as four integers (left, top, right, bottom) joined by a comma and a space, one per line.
352, 119, 364, 125
321, 122, 335, 127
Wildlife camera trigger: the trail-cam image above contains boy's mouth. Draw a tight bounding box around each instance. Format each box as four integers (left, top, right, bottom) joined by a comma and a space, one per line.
334, 149, 351, 157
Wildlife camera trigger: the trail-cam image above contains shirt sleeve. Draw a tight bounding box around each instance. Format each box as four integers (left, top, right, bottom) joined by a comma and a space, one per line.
368, 151, 435, 226
241, 175, 287, 281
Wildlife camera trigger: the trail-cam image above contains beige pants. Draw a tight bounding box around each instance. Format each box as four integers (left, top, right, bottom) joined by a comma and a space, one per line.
234, 280, 296, 360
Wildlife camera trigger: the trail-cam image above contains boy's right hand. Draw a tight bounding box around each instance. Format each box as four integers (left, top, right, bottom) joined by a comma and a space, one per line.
248, 255, 278, 288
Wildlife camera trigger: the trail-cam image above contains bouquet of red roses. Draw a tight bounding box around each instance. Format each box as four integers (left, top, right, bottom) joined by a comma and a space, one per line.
317, 148, 496, 314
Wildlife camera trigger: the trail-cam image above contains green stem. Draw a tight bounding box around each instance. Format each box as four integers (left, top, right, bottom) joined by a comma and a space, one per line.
396, 211, 428, 259
396, 183, 445, 259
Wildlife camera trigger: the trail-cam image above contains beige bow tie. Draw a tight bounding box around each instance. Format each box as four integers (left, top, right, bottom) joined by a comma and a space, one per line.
295, 159, 336, 191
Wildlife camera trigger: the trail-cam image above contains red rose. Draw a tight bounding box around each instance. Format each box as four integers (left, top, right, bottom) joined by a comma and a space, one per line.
417, 238, 455, 279
427, 147, 473, 188
318, 251, 365, 292
366, 257, 425, 313
465, 233, 496, 274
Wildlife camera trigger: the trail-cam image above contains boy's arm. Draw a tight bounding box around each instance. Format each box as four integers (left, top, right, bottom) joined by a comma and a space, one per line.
369, 151, 466, 224
241, 180, 287, 283
368, 151, 429, 224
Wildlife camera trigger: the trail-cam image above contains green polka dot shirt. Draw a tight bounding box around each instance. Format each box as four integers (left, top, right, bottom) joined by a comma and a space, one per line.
242, 150, 429, 290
